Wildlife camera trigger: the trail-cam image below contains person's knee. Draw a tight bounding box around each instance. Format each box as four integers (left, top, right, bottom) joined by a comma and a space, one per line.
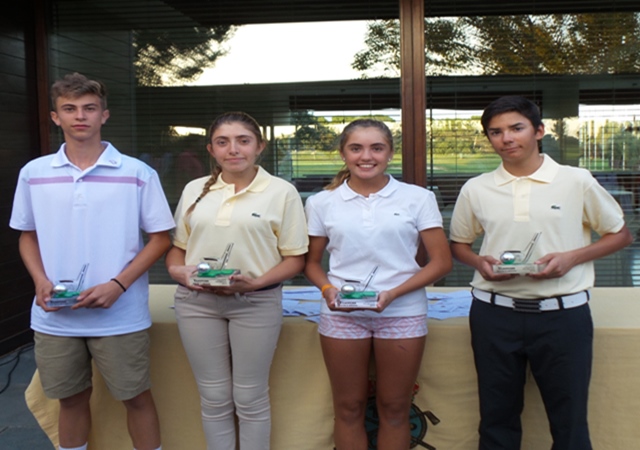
233, 384, 270, 420
334, 397, 367, 425
199, 385, 234, 420
59, 387, 92, 409
122, 389, 155, 411
376, 397, 410, 427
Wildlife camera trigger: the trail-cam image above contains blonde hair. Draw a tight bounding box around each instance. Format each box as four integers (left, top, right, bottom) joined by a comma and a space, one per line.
325, 119, 394, 190
185, 112, 264, 216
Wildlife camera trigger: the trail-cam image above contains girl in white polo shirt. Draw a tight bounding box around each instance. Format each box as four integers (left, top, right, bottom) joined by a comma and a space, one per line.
304, 119, 452, 450
165, 112, 308, 450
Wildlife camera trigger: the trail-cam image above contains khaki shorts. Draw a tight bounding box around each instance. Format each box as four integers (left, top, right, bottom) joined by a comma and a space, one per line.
34, 330, 151, 401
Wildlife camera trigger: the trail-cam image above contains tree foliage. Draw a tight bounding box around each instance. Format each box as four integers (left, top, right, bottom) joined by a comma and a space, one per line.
290, 111, 340, 151
352, 21, 401, 77
353, 13, 640, 77
134, 25, 235, 86
466, 14, 640, 74
352, 19, 475, 77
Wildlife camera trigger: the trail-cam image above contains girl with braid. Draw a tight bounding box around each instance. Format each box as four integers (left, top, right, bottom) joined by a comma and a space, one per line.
165, 112, 308, 450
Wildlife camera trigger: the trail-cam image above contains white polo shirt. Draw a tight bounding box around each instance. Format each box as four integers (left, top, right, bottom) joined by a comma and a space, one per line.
305, 176, 443, 317
10, 142, 175, 337
173, 166, 308, 278
449, 154, 626, 299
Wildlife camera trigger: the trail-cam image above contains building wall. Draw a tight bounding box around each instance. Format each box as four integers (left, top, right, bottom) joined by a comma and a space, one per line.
0, 1, 42, 355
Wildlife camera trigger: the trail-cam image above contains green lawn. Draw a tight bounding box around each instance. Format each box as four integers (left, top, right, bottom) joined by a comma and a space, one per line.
290, 150, 501, 178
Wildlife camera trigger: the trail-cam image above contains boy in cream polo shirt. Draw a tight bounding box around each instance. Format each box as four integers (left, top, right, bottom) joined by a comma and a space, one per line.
449, 96, 633, 450
10, 73, 174, 450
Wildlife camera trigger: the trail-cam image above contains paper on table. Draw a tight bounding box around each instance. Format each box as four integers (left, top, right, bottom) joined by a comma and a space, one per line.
283, 299, 321, 323
428, 290, 472, 320
428, 290, 472, 300
304, 315, 321, 324
282, 300, 302, 316
282, 287, 322, 301
291, 302, 321, 316
282, 288, 323, 322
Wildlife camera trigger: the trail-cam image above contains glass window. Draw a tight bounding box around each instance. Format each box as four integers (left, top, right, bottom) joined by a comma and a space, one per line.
47, 1, 400, 284
46, 1, 640, 286
423, 8, 640, 286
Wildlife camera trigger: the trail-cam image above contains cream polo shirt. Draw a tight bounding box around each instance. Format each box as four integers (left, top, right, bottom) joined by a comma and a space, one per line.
306, 176, 443, 318
173, 166, 308, 279
450, 155, 625, 299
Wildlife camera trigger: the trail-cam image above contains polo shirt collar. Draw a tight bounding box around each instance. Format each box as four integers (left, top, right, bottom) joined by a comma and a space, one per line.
208, 165, 271, 193
494, 154, 559, 186
338, 174, 399, 200
51, 141, 122, 169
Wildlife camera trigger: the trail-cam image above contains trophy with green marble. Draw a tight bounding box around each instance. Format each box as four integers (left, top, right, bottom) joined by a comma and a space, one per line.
337, 266, 379, 309
493, 232, 543, 275
191, 243, 240, 287
49, 263, 89, 307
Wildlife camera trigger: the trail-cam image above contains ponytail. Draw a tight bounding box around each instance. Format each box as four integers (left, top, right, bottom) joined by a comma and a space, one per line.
325, 167, 350, 191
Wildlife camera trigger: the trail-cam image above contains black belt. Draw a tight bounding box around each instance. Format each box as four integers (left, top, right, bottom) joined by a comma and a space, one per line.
255, 283, 282, 292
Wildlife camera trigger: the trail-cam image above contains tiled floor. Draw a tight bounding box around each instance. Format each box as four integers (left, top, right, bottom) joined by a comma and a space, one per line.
0, 344, 54, 450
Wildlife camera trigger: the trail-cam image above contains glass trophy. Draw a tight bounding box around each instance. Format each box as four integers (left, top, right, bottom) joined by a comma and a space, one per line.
191, 243, 240, 287
493, 232, 543, 274
49, 263, 89, 307
336, 266, 379, 309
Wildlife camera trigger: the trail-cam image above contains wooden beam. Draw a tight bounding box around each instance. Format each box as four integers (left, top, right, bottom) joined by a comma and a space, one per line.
400, 0, 426, 187
400, 0, 428, 265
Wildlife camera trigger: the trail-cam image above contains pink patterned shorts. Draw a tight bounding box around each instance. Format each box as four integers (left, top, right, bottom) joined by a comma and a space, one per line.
318, 314, 427, 340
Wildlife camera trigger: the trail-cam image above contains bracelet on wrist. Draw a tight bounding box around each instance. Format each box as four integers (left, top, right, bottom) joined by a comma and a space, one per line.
110, 278, 127, 292
321, 284, 336, 296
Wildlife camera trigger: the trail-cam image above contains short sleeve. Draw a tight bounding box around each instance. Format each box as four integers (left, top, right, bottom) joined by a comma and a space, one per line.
449, 184, 484, 244
277, 184, 309, 256
304, 192, 328, 238
415, 189, 443, 231
583, 176, 626, 236
139, 170, 175, 234
171, 184, 198, 250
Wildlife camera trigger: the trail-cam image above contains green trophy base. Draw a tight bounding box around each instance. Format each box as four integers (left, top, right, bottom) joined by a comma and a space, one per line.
337, 291, 378, 309
49, 292, 80, 307
493, 263, 543, 275
191, 269, 240, 287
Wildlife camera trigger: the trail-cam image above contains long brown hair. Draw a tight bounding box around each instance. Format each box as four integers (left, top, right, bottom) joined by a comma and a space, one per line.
325, 119, 394, 190
185, 112, 264, 215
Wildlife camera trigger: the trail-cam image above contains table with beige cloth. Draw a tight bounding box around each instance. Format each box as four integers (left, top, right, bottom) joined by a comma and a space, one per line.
26, 286, 640, 449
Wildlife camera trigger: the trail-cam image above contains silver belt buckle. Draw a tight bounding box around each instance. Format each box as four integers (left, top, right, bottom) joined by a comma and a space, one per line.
512, 298, 542, 313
